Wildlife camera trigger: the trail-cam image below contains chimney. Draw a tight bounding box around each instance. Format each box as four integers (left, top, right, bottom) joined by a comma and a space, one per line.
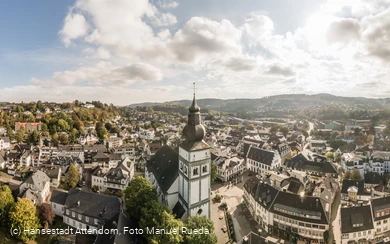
77, 201, 80, 206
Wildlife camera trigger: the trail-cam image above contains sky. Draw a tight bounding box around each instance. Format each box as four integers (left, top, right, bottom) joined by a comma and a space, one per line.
1, 0, 390, 105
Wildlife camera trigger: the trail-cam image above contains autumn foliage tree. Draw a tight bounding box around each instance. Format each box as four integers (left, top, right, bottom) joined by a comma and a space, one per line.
0, 185, 14, 229
8, 198, 40, 242
65, 163, 80, 189
39, 203, 55, 226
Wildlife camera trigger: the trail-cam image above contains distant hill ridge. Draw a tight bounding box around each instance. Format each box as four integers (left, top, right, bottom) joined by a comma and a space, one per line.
127, 93, 390, 112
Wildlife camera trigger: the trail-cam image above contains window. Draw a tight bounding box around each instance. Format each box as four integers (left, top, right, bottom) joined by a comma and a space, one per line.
193, 168, 199, 176
202, 165, 208, 173
79, 222, 82, 228
94, 218, 98, 225
78, 214, 82, 220
72, 212, 75, 218
66, 209, 69, 215
53, 204, 56, 209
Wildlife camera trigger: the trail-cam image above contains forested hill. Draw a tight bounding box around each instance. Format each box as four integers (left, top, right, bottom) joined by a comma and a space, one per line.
128, 94, 390, 113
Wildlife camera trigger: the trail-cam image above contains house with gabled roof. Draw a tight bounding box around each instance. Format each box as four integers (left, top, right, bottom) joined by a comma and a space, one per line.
19, 170, 50, 206
246, 145, 281, 174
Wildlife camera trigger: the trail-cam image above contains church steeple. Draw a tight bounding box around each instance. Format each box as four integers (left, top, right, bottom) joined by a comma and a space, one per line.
183, 83, 205, 142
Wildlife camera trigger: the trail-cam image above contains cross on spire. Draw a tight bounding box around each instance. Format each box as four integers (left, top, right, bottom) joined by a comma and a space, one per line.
192, 82, 197, 97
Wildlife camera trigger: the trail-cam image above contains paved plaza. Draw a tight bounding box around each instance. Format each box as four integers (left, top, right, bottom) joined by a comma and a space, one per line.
211, 171, 259, 243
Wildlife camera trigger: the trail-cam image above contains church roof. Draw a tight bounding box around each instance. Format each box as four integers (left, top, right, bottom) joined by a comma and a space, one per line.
146, 145, 179, 193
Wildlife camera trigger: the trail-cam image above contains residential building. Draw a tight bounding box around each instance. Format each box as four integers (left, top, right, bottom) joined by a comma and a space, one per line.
0, 136, 10, 150
19, 170, 51, 206
341, 205, 374, 244
214, 156, 246, 182
246, 146, 281, 174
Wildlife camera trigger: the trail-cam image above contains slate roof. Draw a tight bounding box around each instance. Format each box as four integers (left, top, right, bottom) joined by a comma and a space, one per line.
272, 191, 329, 224
247, 146, 275, 166
341, 179, 368, 195
244, 177, 279, 210
51, 189, 68, 205
180, 140, 210, 151
23, 170, 50, 191
65, 188, 120, 221
341, 205, 374, 233
284, 157, 337, 175
372, 196, 390, 221
365, 172, 381, 185
147, 145, 179, 193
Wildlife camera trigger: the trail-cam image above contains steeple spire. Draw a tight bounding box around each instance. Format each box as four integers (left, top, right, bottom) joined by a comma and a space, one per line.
183, 82, 205, 142
189, 82, 200, 112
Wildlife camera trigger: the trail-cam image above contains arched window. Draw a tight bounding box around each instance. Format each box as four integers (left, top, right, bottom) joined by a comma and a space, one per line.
193, 168, 199, 176
197, 209, 203, 215
202, 165, 208, 173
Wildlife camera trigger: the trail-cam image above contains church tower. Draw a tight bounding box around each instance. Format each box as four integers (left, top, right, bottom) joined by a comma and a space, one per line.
178, 84, 211, 219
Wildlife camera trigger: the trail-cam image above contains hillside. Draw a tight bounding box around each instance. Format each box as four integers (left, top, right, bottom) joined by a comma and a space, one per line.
128, 94, 390, 112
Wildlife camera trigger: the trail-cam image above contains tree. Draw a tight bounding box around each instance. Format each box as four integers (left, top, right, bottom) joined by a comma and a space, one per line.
279, 126, 289, 136
104, 189, 111, 195
0, 185, 14, 229
29, 130, 40, 144
344, 170, 352, 180
211, 162, 217, 182
97, 126, 108, 140
39, 203, 55, 226
8, 198, 40, 242
184, 215, 217, 244
124, 176, 157, 221
65, 163, 80, 189
139, 201, 183, 244
91, 185, 99, 193
15, 128, 25, 143
351, 168, 362, 180
59, 133, 69, 145
325, 151, 334, 159
323, 230, 329, 244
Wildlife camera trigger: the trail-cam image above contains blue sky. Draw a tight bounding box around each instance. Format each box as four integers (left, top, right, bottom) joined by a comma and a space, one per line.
1, 0, 390, 105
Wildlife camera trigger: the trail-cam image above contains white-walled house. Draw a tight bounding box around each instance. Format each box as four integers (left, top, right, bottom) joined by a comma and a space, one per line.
51, 189, 68, 217
0, 137, 10, 150
19, 170, 51, 206
246, 145, 281, 174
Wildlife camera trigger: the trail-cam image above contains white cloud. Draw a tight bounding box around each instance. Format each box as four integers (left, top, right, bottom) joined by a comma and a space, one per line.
169, 17, 242, 63
59, 12, 89, 47
157, 0, 179, 9
30, 62, 163, 86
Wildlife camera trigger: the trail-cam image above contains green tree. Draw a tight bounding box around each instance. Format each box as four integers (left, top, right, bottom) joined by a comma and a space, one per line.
65, 163, 80, 189
279, 126, 289, 136
15, 128, 25, 143
0, 185, 14, 229
140, 201, 183, 244
323, 230, 329, 244
91, 185, 99, 193
8, 198, 40, 242
57, 119, 70, 131
51, 133, 59, 147
211, 162, 217, 182
344, 170, 352, 180
351, 168, 362, 180
29, 130, 40, 144
97, 126, 108, 140
325, 151, 334, 159
124, 176, 157, 221
184, 215, 217, 244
